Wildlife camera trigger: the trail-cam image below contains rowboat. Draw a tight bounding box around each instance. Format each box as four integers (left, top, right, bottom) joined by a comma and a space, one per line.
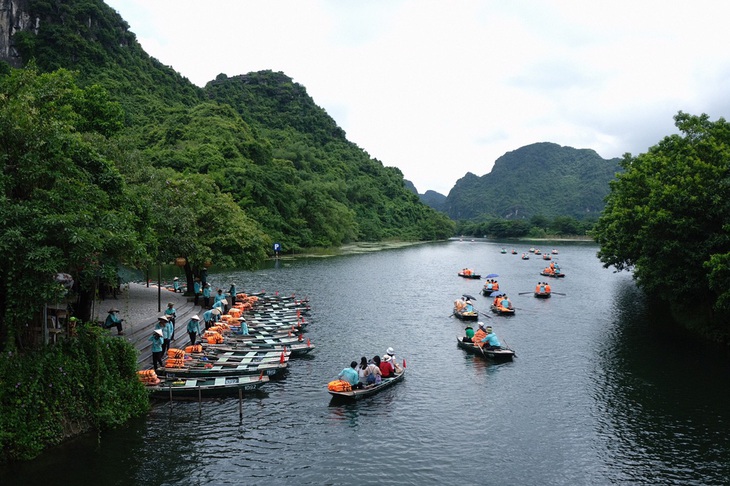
147, 374, 269, 399
456, 336, 515, 362
453, 309, 479, 321
204, 341, 315, 357
458, 272, 481, 279
194, 350, 291, 364
328, 369, 406, 401
534, 291, 551, 299
490, 304, 515, 315
161, 359, 288, 379
540, 271, 565, 278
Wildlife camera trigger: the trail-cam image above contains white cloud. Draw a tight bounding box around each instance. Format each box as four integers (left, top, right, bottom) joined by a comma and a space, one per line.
104, 0, 730, 194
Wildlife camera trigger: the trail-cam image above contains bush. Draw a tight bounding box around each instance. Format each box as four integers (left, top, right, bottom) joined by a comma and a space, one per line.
0, 323, 150, 461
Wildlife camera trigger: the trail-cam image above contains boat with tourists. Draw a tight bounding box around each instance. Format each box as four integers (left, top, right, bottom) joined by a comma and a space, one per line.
456, 337, 515, 362
328, 369, 406, 401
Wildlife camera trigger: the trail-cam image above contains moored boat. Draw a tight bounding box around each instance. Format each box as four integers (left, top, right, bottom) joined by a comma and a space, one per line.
328, 369, 406, 401
146, 374, 269, 400
456, 336, 515, 361
160, 359, 288, 379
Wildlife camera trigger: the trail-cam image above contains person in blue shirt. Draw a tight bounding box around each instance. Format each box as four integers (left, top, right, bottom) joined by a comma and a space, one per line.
236, 317, 249, 335
229, 283, 237, 306
187, 315, 201, 346
480, 326, 502, 349
164, 303, 177, 341
157, 316, 173, 354
193, 279, 202, 306
172, 277, 180, 293
338, 361, 362, 389
103, 308, 124, 335
202, 309, 214, 330
148, 329, 164, 370
202, 283, 212, 309
214, 288, 228, 314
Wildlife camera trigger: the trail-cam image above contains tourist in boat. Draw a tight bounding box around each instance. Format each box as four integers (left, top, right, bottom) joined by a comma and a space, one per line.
472, 322, 488, 346
357, 357, 369, 383
338, 361, 363, 389
149, 329, 164, 370
484, 280, 494, 292
377, 354, 395, 378
464, 300, 475, 313
554, 263, 561, 275
186, 314, 201, 346
382, 355, 396, 377
500, 295, 513, 310
464, 325, 475, 342
544, 282, 551, 293
103, 308, 124, 335
480, 326, 502, 349
364, 359, 382, 386
492, 280, 499, 291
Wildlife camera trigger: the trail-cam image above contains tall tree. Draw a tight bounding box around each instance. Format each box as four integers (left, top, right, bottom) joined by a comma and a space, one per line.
593, 112, 730, 339
0, 67, 145, 348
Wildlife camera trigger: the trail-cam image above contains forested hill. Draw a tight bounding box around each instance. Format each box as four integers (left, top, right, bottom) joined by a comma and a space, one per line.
444, 142, 622, 220
1, 0, 454, 253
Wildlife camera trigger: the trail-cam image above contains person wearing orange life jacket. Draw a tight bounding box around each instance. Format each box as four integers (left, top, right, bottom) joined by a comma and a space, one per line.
472, 322, 488, 347
492, 281, 499, 291
545, 282, 551, 293
535, 282, 542, 293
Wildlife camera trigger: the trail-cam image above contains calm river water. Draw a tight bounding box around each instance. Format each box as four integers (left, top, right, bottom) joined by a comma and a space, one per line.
6, 240, 730, 485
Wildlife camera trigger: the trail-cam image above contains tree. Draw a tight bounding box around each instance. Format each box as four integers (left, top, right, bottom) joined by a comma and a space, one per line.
0, 67, 145, 348
593, 112, 730, 338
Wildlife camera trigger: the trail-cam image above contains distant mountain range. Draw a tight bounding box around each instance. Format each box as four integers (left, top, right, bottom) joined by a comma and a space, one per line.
407, 142, 621, 220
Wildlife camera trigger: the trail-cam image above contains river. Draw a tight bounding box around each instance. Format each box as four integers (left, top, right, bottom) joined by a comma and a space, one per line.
5, 240, 730, 485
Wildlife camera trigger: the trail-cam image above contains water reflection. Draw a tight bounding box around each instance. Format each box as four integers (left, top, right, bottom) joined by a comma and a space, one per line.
593, 280, 730, 484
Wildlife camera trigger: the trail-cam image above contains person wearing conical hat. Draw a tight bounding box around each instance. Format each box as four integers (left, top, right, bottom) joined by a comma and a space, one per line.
187, 315, 201, 346
148, 329, 164, 370
103, 308, 124, 335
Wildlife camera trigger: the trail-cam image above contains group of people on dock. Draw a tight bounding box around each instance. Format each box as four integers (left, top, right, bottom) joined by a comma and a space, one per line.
337, 347, 401, 390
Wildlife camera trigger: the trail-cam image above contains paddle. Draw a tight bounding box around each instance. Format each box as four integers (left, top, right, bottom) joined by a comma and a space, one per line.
518, 291, 533, 295
479, 311, 493, 319
552, 292, 567, 296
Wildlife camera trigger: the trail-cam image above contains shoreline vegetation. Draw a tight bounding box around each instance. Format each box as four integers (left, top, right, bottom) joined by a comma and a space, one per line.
270, 235, 596, 260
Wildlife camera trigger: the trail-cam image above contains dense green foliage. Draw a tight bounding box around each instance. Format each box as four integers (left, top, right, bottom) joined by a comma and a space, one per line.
456, 214, 595, 238
444, 143, 621, 221
0, 323, 149, 461
593, 113, 730, 341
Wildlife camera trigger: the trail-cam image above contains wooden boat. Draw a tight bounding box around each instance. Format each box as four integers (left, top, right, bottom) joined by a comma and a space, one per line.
542, 253, 552, 260
328, 369, 406, 401
490, 304, 515, 315
456, 336, 515, 362
551, 249, 559, 254
147, 374, 269, 399
453, 309, 479, 321
458, 272, 481, 279
540, 271, 565, 278
511, 249, 517, 254
481, 285, 499, 296
534, 291, 551, 299
193, 349, 291, 364
161, 359, 288, 379
204, 341, 315, 357
521, 254, 530, 260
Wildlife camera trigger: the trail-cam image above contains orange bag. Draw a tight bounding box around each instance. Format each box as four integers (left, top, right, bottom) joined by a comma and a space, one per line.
328, 380, 352, 392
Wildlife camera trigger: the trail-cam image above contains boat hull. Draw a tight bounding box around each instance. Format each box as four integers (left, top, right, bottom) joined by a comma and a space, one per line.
328, 370, 405, 401
540, 271, 565, 278
147, 375, 269, 399
456, 337, 515, 361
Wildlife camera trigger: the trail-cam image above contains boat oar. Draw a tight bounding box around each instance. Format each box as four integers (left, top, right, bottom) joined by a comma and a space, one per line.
552, 292, 567, 296
479, 311, 493, 319
518, 292, 533, 295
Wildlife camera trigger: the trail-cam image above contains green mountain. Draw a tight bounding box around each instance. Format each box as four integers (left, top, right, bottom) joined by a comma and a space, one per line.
1, 0, 454, 253
444, 142, 621, 220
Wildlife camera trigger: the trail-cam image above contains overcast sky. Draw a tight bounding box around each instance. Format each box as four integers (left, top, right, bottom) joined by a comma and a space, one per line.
104, 0, 730, 195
